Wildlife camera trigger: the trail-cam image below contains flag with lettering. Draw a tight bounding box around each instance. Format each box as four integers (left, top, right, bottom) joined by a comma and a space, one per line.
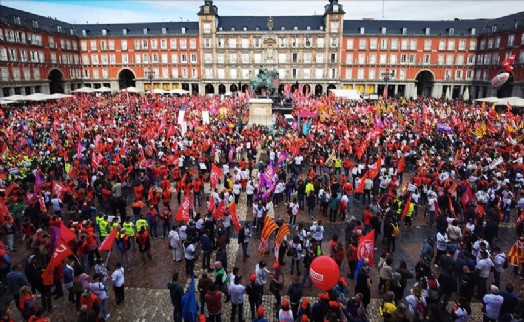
368, 155, 382, 180
460, 185, 474, 208
209, 164, 222, 189
207, 195, 216, 213
175, 195, 191, 223
41, 238, 73, 285
212, 201, 226, 220
229, 203, 242, 232
52, 181, 67, 200
357, 229, 375, 267
258, 215, 278, 257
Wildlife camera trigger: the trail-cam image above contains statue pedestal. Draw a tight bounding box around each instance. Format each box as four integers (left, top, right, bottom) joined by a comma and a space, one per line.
247, 98, 273, 127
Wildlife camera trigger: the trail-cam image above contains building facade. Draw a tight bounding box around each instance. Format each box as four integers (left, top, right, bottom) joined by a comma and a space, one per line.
0, 0, 523, 98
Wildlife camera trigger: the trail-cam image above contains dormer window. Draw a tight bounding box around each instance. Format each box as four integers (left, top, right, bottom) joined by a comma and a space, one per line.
281, 26, 285, 31
381, 27, 387, 35
333, 4, 339, 12
293, 26, 298, 31
470, 28, 476, 35
69, 29, 74, 36
514, 20, 519, 30
122, 28, 128, 35
491, 25, 497, 33
401, 27, 407, 35
448, 28, 454, 35
360, 27, 365, 34
243, 26, 247, 31
181, 27, 186, 34
162, 27, 167, 34
320, 26, 324, 31
218, 27, 223, 31
57, 25, 62, 33
255, 26, 260, 31
14, 16, 21, 25
307, 26, 311, 31
32, 20, 38, 28
425, 28, 430, 35
102, 29, 108, 36
143, 28, 148, 35
231, 27, 235, 31
82, 30, 88, 36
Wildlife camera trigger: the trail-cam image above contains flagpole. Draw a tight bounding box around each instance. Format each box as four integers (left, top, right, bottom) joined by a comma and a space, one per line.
105, 249, 112, 267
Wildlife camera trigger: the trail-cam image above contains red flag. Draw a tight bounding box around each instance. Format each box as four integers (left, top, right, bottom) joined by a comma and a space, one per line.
59, 222, 77, 243
434, 199, 442, 217
207, 195, 216, 213
52, 181, 67, 200
448, 195, 456, 217
0, 198, 10, 222
4, 182, 18, 198
98, 227, 118, 252
460, 185, 474, 208
397, 155, 405, 174
38, 191, 47, 213
229, 203, 241, 232
41, 238, 73, 285
357, 229, 375, 267
401, 194, 412, 219
354, 172, 368, 194
210, 164, 222, 189
212, 201, 226, 220
368, 155, 382, 180
175, 195, 191, 223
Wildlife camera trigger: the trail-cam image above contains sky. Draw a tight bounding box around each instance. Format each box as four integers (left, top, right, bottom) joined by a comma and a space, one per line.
2, 0, 524, 24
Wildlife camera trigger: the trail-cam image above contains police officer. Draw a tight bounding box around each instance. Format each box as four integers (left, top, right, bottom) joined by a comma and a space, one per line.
123, 218, 136, 251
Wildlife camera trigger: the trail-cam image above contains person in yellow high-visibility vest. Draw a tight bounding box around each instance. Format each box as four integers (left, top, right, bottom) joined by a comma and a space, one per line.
123, 218, 136, 251
136, 215, 148, 232
98, 216, 110, 241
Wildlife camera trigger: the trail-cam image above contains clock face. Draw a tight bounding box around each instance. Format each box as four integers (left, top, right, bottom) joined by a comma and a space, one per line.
204, 6, 209, 13
333, 4, 339, 11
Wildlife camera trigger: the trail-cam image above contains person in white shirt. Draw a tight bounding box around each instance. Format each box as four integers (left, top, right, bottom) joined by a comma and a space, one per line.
169, 226, 182, 262
232, 181, 242, 204
451, 298, 471, 322
89, 273, 110, 320
310, 221, 324, 242
229, 275, 246, 322
274, 181, 286, 206
427, 192, 438, 225
476, 251, 494, 299
482, 285, 503, 322
50, 195, 63, 215
435, 229, 449, 266
252, 201, 266, 232
246, 180, 256, 207
111, 262, 125, 305
255, 261, 271, 292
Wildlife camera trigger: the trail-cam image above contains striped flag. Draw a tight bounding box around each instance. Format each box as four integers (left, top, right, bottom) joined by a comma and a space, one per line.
401, 194, 412, 219
273, 223, 291, 261
258, 215, 278, 257
507, 239, 524, 266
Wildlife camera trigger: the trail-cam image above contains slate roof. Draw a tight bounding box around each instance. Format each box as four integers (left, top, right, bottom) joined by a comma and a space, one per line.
217, 16, 326, 32
0, 5, 75, 35
73, 22, 200, 37
343, 19, 488, 36
480, 11, 524, 34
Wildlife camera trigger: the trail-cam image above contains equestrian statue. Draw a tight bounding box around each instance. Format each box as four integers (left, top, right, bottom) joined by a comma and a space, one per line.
249, 65, 279, 96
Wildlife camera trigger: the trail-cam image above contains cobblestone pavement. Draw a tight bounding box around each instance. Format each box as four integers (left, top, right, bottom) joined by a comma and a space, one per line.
6, 168, 522, 322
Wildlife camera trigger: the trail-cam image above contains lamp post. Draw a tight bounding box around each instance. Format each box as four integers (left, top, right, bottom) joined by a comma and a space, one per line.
145, 68, 155, 93
381, 68, 394, 99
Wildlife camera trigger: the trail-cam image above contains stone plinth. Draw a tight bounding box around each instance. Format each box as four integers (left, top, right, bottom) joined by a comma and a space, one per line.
247, 98, 273, 127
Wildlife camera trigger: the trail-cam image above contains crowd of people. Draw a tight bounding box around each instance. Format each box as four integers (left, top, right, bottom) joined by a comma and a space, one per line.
0, 91, 522, 322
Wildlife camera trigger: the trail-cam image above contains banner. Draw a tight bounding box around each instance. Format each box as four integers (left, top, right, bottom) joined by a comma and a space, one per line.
175, 195, 191, 223
357, 229, 375, 267
354, 172, 368, 194
368, 155, 382, 180
229, 203, 242, 232
258, 215, 278, 257
98, 227, 118, 252
41, 238, 73, 285
210, 164, 222, 189
212, 201, 226, 220
460, 185, 474, 208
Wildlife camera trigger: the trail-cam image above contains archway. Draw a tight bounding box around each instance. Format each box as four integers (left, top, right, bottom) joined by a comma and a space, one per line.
302, 84, 311, 95
205, 84, 215, 94
218, 84, 226, 95
230, 84, 238, 92
415, 70, 434, 97
497, 73, 514, 98
241, 84, 249, 93
327, 84, 336, 91
315, 84, 323, 96
118, 69, 135, 90
278, 84, 284, 95
291, 84, 298, 93
48, 69, 64, 94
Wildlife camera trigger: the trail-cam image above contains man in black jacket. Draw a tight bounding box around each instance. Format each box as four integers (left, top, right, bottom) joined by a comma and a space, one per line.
246, 273, 263, 321
167, 273, 184, 322
287, 275, 303, 318
238, 223, 251, 262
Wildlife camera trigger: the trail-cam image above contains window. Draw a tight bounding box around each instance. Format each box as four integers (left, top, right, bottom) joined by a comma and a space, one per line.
292, 53, 298, 63
205, 68, 213, 79
315, 68, 323, 79
152, 53, 159, 63
292, 37, 299, 47
317, 37, 324, 48
254, 53, 262, 64
190, 53, 197, 63
229, 53, 236, 64
170, 39, 177, 49
122, 54, 128, 64
203, 23, 211, 34
409, 39, 417, 50
151, 39, 158, 49
182, 68, 187, 78
190, 39, 196, 49
33, 68, 40, 80
401, 28, 407, 35
229, 69, 236, 79
161, 53, 168, 63
242, 68, 249, 79
242, 53, 249, 63
228, 38, 237, 48
316, 53, 324, 63
345, 68, 352, 79
180, 39, 187, 49
423, 54, 430, 65
217, 68, 225, 79
80, 40, 87, 51
93, 69, 100, 79
330, 37, 338, 47
254, 38, 261, 48
359, 27, 365, 35
204, 53, 212, 63
357, 68, 364, 79
448, 28, 454, 36
90, 54, 98, 64
359, 39, 367, 50
380, 38, 388, 50
398, 69, 406, 80
447, 40, 455, 51
303, 68, 310, 79
467, 54, 475, 65
401, 39, 408, 50
345, 38, 354, 50
466, 70, 473, 80
469, 40, 477, 51
12, 68, 20, 80
305, 37, 311, 48
345, 53, 353, 64
181, 54, 187, 63
487, 38, 493, 49
88, 40, 96, 51
330, 21, 339, 32
425, 28, 431, 36
330, 53, 337, 63
492, 53, 499, 65
495, 37, 501, 48
134, 40, 140, 50
121, 40, 127, 51
102, 69, 109, 79
292, 69, 297, 79
143, 28, 148, 35
390, 54, 397, 64
241, 38, 249, 48
379, 53, 387, 64
204, 39, 211, 48
438, 40, 445, 51
101, 29, 107, 36
508, 34, 515, 47
100, 41, 107, 51
160, 39, 167, 49
438, 54, 444, 65
400, 54, 407, 64
5, 30, 14, 42
446, 54, 454, 65
456, 54, 464, 65
182, 28, 186, 35
143, 53, 150, 63
142, 40, 148, 49
122, 28, 128, 35
279, 37, 287, 48
217, 53, 224, 64
381, 27, 387, 35
458, 39, 466, 51
519, 50, 524, 63
368, 68, 376, 79
370, 38, 377, 50
171, 53, 178, 63
217, 38, 224, 48
455, 70, 462, 80
358, 53, 366, 64
391, 39, 398, 50
172, 68, 178, 78
101, 54, 108, 64
304, 53, 311, 64
424, 39, 432, 51
409, 54, 416, 64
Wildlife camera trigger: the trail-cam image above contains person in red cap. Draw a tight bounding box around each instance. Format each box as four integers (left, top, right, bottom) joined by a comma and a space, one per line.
246, 273, 263, 321
278, 299, 294, 322
269, 262, 284, 307
255, 306, 268, 322
296, 298, 312, 321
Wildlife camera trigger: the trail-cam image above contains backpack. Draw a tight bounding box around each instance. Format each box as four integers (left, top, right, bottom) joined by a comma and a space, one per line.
391, 223, 400, 238
320, 193, 327, 204
501, 254, 509, 269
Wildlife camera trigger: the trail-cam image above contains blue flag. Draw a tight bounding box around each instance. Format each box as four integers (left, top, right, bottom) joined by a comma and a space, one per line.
353, 258, 365, 281
182, 277, 198, 322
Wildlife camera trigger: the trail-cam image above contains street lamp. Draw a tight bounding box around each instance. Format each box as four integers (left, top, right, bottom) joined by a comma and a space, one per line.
381, 68, 394, 98
145, 68, 155, 93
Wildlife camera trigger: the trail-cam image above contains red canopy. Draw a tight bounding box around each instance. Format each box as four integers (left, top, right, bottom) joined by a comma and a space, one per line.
298, 111, 317, 118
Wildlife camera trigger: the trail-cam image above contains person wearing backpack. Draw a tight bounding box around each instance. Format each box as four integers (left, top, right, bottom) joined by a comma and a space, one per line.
385, 216, 400, 253
492, 247, 507, 289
